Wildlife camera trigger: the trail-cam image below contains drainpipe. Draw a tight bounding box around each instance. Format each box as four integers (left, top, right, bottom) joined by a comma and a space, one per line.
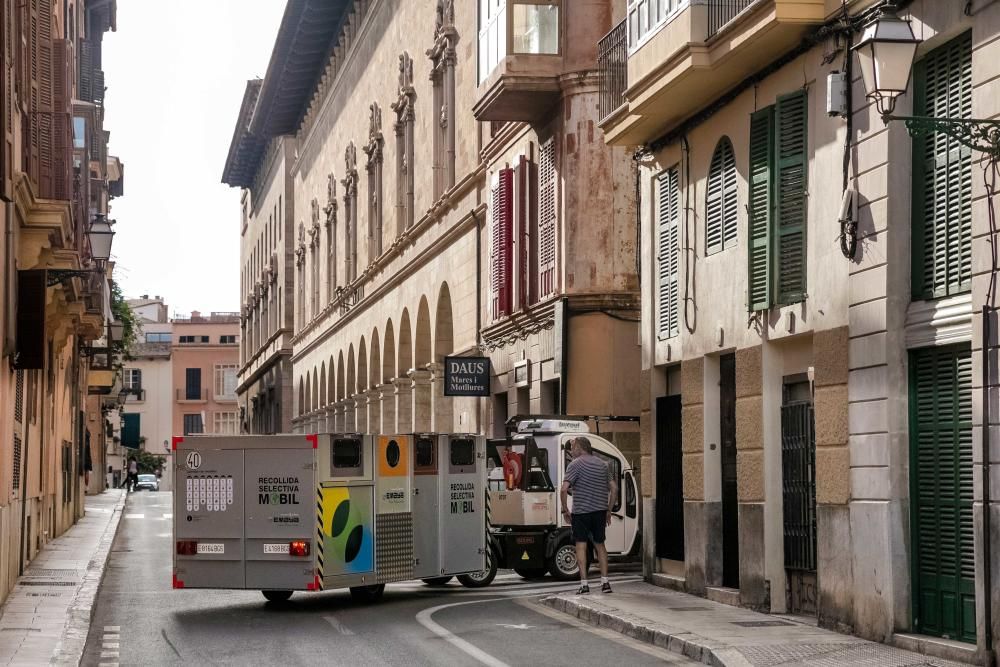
18, 374, 31, 575
982, 305, 995, 666
472, 208, 483, 436
559, 296, 569, 415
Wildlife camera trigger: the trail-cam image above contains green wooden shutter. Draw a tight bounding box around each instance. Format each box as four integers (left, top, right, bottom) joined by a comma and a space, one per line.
775, 90, 808, 305
909, 344, 976, 643
657, 168, 680, 339
706, 138, 737, 255
122, 413, 140, 449
912, 32, 972, 301
748, 108, 773, 311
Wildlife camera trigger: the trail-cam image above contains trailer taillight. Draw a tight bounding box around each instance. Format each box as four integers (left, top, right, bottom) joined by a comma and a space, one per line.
289, 540, 310, 557
176, 540, 198, 555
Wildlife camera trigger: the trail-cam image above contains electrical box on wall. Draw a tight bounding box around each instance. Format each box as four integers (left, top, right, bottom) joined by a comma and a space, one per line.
827, 71, 848, 117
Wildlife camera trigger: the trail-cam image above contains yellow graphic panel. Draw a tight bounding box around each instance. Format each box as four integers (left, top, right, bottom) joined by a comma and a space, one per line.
378, 436, 410, 477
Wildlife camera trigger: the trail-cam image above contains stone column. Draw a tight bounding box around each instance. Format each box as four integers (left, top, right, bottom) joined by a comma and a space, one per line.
334, 400, 348, 433
394, 378, 412, 433
291, 416, 302, 435
325, 406, 337, 434
410, 369, 433, 433
377, 383, 396, 434
365, 389, 380, 435
345, 396, 357, 433
428, 362, 453, 434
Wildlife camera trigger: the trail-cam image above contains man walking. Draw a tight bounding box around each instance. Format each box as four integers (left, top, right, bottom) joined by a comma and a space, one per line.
560, 436, 617, 594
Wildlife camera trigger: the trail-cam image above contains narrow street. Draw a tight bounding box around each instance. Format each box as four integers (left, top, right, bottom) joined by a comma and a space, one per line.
81, 492, 693, 666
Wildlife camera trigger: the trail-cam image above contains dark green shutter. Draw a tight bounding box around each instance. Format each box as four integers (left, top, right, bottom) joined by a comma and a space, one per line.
912, 32, 972, 301
775, 90, 808, 305
122, 413, 140, 449
748, 108, 773, 311
706, 138, 737, 255
909, 344, 976, 643
657, 168, 680, 339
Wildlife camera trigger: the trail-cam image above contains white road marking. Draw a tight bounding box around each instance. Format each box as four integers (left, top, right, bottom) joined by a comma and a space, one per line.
495, 623, 534, 630
102, 642, 119, 649
416, 599, 511, 667
322, 615, 355, 635
104, 626, 120, 632
124, 514, 144, 519
100, 651, 119, 658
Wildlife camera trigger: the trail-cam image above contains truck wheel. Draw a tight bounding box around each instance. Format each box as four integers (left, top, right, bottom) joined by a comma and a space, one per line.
261, 590, 293, 603
421, 576, 453, 586
548, 542, 580, 581
514, 567, 547, 580
349, 584, 385, 603
457, 558, 497, 588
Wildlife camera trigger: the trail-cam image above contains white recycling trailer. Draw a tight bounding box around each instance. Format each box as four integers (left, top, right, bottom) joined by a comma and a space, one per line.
172, 432, 487, 602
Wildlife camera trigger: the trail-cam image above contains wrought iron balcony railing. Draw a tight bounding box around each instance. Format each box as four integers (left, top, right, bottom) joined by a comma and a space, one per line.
708, 0, 756, 38
599, 19, 628, 122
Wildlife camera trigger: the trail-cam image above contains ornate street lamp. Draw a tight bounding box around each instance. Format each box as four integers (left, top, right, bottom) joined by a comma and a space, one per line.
109, 320, 124, 343
854, 3, 1000, 157
47, 215, 117, 285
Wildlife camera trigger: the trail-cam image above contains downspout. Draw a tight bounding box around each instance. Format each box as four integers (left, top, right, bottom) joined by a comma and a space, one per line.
560, 296, 569, 415
983, 305, 995, 666
472, 208, 483, 436
18, 374, 30, 575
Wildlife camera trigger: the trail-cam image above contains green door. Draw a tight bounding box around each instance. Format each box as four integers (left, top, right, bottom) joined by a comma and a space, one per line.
909, 344, 976, 643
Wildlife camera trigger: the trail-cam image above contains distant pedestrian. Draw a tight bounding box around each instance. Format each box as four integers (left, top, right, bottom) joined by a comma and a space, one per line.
126, 457, 138, 492
560, 436, 616, 594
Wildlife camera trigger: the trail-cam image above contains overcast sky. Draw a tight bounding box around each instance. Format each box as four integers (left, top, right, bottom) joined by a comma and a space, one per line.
102, 0, 286, 317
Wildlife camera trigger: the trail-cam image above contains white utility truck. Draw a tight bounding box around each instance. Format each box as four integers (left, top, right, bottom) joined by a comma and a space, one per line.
479, 416, 640, 582
172, 433, 487, 602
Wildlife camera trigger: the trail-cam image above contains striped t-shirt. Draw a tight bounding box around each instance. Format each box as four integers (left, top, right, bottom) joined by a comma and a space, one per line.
564, 454, 611, 514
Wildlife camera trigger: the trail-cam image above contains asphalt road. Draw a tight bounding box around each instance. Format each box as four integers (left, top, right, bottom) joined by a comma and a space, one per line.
82, 492, 694, 666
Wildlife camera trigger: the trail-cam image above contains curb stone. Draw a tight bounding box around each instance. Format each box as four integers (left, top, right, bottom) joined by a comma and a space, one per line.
540, 594, 753, 667
52, 492, 128, 665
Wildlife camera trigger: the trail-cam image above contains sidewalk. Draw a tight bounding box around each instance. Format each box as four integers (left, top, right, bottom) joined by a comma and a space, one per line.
0, 490, 125, 666
540, 580, 974, 667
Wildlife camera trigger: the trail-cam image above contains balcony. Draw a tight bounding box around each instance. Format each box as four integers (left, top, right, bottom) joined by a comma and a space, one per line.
473, 0, 563, 122
175, 388, 208, 403
601, 0, 826, 146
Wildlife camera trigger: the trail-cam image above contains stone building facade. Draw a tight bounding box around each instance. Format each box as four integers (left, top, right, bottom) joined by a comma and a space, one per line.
225, 0, 641, 448
602, 0, 1000, 660
0, 0, 119, 606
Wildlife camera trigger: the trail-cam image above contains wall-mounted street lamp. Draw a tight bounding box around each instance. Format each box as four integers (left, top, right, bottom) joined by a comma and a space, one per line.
47, 215, 116, 285
854, 3, 1000, 157
109, 320, 124, 343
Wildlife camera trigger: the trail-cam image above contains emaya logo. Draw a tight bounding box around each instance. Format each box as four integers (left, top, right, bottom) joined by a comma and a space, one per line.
258, 476, 300, 505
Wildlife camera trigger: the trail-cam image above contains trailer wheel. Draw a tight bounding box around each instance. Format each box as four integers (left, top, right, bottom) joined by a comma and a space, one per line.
548, 542, 580, 581
349, 584, 385, 603
457, 557, 497, 588
514, 568, 547, 580
261, 590, 293, 603
421, 576, 453, 586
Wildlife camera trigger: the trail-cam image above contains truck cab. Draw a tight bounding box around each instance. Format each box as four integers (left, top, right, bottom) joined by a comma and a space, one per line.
484, 417, 639, 581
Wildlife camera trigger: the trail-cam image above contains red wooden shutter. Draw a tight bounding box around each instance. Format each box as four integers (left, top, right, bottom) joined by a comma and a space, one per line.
538, 139, 556, 298
35, 0, 53, 198
52, 39, 71, 201
516, 155, 530, 310
1, 0, 13, 198
491, 168, 514, 320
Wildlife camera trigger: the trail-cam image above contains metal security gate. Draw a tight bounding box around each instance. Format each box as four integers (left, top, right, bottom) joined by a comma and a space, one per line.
655, 396, 684, 560
781, 401, 816, 572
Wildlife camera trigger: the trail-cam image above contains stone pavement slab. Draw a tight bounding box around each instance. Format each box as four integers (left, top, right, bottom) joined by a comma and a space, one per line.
0, 490, 125, 666
540, 581, 974, 667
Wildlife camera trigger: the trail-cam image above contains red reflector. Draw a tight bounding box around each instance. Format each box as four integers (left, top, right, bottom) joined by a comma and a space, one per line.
172, 573, 185, 589
306, 434, 319, 449
289, 540, 310, 557
176, 540, 198, 555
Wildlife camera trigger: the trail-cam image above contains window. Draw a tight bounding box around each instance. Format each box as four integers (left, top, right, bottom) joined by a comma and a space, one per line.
450, 438, 476, 467
183, 413, 203, 435
511, 2, 559, 54
185, 368, 202, 400
220, 335, 236, 344
214, 364, 238, 400
912, 32, 972, 300
122, 413, 140, 448
200, 335, 209, 343
123, 368, 142, 392
491, 168, 514, 319
212, 411, 239, 435
657, 168, 680, 339
478, 0, 507, 83
705, 137, 738, 254
628, 0, 684, 48
331, 438, 363, 477
145, 332, 171, 343
73, 116, 86, 149
179, 335, 194, 344
538, 138, 557, 298
747, 89, 808, 311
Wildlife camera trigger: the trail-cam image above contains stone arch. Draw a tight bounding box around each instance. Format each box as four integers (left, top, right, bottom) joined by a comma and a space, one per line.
415, 295, 432, 367
312, 367, 319, 411
383, 319, 396, 381
337, 351, 346, 402
434, 282, 454, 362
398, 308, 412, 375
305, 373, 312, 416
298, 376, 304, 417
320, 362, 327, 407
329, 355, 336, 404
358, 336, 368, 394
347, 345, 356, 397
370, 327, 381, 387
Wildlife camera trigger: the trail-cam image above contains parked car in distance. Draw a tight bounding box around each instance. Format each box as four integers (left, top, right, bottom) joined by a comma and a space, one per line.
136, 474, 159, 492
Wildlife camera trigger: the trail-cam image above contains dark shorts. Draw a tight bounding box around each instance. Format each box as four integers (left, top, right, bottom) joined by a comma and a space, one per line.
571, 510, 607, 545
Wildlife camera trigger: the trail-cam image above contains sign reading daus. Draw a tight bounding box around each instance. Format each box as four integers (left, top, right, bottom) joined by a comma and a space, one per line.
444, 356, 491, 397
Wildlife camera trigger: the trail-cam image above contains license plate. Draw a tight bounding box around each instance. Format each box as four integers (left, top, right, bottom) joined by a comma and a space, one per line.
263, 543, 290, 554
197, 543, 224, 554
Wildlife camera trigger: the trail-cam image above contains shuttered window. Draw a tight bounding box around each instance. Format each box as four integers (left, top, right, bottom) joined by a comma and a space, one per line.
748, 108, 773, 312
912, 32, 972, 301
747, 90, 808, 310
538, 138, 557, 298
909, 344, 975, 643
122, 413, 140, 449
705, 137, 738, 255
491, 168, 514, 320
657, 168, 680, 339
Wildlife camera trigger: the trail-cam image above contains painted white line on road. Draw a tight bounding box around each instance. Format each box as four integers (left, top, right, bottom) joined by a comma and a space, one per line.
124, 514, 144, 519
416, 599, 511, 667
495, 623, 534, 630
102, 642, 119, 649
323, 615, 355, 635
104, 626, 120, 632
100, 651, 119, 658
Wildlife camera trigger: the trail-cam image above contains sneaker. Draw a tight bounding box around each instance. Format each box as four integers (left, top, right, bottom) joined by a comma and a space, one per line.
576, 584, 590, 595
601, 581, 612, 594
